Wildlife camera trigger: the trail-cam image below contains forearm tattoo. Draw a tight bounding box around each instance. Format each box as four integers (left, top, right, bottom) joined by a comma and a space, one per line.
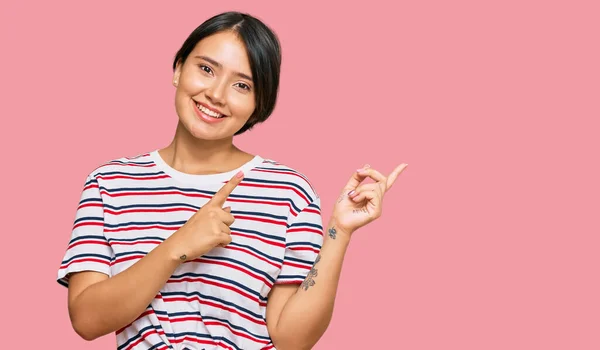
300, 254, 321, 291
328, 226, 337, 239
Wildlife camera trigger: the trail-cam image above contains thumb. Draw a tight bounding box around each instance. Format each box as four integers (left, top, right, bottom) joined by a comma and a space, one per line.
223, 206, 231, 213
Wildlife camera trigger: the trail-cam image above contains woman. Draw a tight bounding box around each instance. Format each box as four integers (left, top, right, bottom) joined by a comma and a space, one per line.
57, 11, 407, 350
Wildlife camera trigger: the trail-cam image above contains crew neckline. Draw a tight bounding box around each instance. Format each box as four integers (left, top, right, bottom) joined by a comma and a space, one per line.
149, 150, 264, 185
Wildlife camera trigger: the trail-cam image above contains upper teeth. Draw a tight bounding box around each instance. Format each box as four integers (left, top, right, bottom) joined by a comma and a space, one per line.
196, 103, 223, 118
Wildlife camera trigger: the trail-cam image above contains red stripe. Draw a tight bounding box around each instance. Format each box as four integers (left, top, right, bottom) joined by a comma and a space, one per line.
72, 222, 103, 230
104, 225, 181, 233
282, 260, 311, 270
117, 309, 154, 335
304, 208, 320, 215
165, 278, 259, 303
198, 258, 272, 287
123, 328, 166, 350
77, 202, 103, 210
60, 257, 109, 269
114, 254, 145, 265
83, 183, 99, 191
100, 190, 212, 199
68, 239, 110, 249
107, 162, 156, 168
204, 320, 270, 344
234, 215, 286, 227
97, 174, 169, 181
286, 227, 323, 236
231, 231, 285, 248
110, 239, 163, 246
237, 182, 309, 204
288, 246, 320, 254
275, 280, 303, 285
161, 293, 265, 326
170, 337, 219, 348
251, 168, 312, 187
225, 245, 280, 269
104, 207, 196, 215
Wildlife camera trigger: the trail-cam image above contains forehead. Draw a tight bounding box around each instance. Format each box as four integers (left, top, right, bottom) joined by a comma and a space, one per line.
191, 31, 251, 74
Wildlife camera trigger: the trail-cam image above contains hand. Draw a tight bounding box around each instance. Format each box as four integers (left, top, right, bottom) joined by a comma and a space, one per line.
166, 170, 244, 262
330, 163, 408, 238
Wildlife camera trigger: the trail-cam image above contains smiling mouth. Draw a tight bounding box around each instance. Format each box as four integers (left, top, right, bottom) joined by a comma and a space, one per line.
194, 101, 226, 119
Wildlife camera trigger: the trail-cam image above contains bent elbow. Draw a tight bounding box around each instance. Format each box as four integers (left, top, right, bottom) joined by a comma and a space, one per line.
71, 313, 102, 341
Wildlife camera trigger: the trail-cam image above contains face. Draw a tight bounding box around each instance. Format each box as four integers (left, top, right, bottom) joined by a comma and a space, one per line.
173, 31, 255, 140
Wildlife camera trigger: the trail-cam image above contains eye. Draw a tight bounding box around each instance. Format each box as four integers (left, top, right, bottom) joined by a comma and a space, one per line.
199, 65, 213, 75
235, 82, 251, 91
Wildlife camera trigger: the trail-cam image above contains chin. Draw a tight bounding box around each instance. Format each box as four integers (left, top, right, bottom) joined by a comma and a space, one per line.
184, 119, 241, 141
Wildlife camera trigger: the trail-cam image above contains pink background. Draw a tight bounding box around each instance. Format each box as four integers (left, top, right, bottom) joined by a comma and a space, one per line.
1, 0, 599, 349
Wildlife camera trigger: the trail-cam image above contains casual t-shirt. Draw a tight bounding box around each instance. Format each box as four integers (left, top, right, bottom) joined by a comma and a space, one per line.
57, 150, 324, 350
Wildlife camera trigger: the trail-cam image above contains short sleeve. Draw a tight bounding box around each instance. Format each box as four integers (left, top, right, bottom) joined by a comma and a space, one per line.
57, 174, 114, 287
276, 197, 324, 284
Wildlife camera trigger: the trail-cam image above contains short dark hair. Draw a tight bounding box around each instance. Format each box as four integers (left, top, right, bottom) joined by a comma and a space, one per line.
173, 11, 282, 135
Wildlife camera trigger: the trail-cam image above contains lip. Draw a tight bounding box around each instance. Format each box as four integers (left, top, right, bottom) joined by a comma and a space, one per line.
194, 100, 227, 117
191, 100, 227, 124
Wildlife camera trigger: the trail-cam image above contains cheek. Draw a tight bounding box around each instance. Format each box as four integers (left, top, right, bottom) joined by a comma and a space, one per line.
229, 94, 256, 120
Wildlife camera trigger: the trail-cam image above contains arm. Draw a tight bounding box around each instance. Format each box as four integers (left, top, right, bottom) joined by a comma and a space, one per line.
68, 240, 183, 340
65, 171, 244, 340
267, 164, 408, 350
266, 220, 350, 350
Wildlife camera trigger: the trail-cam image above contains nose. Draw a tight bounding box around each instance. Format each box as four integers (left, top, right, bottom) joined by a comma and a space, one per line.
205, 77, 226, 106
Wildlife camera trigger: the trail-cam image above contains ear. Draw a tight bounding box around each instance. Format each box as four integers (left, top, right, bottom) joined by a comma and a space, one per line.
173, 60, 182, 87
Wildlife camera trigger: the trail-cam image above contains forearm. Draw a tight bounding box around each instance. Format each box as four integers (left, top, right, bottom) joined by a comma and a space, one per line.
70, 238, 183, 340
273, 222, 351, 349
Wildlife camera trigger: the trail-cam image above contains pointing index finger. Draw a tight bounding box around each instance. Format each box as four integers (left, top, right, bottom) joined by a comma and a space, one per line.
211, 170, 244, 206
386, 164, 408, 190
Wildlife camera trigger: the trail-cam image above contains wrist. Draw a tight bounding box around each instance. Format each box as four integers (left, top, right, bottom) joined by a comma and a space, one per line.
161, 234, 188, 265
325, 222, 353, 244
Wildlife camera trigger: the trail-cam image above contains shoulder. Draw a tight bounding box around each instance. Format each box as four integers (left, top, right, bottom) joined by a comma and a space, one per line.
250, 157, 320, 206
86, 151, 157, 179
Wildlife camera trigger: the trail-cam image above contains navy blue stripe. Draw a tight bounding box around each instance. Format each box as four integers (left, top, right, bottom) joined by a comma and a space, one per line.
288, 222, 323, 230
228, 242, 283, 264
117, 325, 172, 350
232, 210, 287, 221
73, 216, 103, 225
84, 177, 98, 186
202, 315, 271, 341
115, 250, 147, 258
282, 255, 314, 265
104, 202, 199, 210
286, 242, 321, 249
161, 289, 264, 320
170, 332, 243, 350
110, 160, 154, 165
104, 220, 185, 229
98, 186, 302, 213
169, 273, 262, 300
69, 234, 108, 243
307, 202, 321, 210
61, 253, 111, 265
148, 343, 172, 350
233, 227, 285, 243
79, 198, 102, 205
278, 275, 306, 280
107, 236, 165, 243
243, 178, 313, 202
202, 255, 275, 284
97, 170, 165, 177
255, 166, 296, 172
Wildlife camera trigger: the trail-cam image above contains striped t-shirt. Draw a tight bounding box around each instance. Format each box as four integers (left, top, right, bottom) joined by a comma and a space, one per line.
57, 150, 324, 350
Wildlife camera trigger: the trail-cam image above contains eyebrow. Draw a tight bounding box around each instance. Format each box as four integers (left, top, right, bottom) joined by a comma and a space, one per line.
194, 55, 253, 82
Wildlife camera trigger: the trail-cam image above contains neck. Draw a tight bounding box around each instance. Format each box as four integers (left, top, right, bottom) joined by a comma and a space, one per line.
159, 122, 251, 175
